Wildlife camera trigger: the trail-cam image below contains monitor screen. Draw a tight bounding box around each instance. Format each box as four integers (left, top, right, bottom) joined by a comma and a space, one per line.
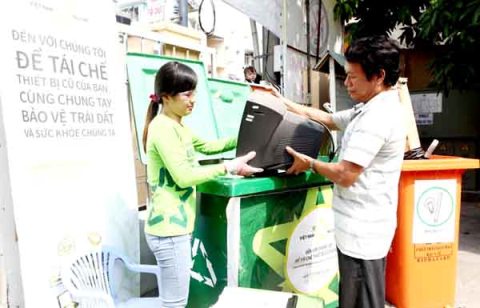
236, 91, 329, 175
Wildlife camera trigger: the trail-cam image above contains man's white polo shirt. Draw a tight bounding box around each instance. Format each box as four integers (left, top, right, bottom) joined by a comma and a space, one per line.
331, 89, 406, 260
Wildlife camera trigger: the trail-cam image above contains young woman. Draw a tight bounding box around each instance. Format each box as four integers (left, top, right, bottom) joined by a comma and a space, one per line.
142, 61, 261, 307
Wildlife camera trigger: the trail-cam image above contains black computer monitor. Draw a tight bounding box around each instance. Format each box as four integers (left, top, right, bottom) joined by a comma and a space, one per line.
236, 91, 329, 175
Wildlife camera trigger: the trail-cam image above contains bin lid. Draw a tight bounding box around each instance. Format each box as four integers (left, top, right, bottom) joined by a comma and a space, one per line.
207, 77, 251, 159
197, 171, 331, 197
198, 156, 333, 197
126, 53, 220, 164
402, 155, 480, 172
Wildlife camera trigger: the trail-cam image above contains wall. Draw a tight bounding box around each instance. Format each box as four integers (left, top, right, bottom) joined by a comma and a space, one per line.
403, 49, 480, 190
223, 0, 342, 102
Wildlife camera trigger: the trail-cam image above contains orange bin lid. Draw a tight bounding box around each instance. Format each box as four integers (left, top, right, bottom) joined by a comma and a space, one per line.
402, 155, 480, 172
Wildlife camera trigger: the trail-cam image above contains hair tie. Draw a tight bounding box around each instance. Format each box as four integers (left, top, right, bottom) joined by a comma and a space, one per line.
149, 94, 159, 103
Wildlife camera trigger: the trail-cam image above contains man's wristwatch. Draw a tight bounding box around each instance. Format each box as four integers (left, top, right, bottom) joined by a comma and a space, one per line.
310, 159, 316, 173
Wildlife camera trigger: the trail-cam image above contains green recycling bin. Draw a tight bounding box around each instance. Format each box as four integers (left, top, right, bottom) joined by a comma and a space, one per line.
188, 171, 339, 308
126, 53, 337, 306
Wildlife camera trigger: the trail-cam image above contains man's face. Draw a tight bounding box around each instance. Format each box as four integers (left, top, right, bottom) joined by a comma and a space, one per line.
344, 62, 382, 102
245, 71, 256, 82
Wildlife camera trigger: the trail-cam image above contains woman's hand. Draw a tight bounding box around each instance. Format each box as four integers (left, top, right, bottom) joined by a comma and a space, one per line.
285, 146, 314, 175
224, 151, 264, 176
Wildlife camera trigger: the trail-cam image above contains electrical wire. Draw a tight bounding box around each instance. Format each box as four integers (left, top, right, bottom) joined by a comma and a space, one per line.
318, 120, 336, 162
198, 0, 216, 36
308, 117, 336, 162
263, 29, 332, 158
263, 31, 280, 87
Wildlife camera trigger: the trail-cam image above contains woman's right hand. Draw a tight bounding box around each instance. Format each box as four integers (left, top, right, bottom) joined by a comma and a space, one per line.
224, 151, 263, 176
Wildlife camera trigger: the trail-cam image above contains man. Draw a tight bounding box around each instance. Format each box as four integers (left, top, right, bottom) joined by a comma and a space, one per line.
282, 36, 406, 308
244, 65, 261, 84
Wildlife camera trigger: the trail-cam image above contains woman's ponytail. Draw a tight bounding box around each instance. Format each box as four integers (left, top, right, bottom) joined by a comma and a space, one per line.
142, 94, 160, 152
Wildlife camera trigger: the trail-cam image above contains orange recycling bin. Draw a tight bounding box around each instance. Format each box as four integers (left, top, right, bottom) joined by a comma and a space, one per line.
386, 155, 480, 308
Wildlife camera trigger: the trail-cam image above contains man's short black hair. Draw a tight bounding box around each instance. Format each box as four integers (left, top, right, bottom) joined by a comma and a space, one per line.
345, 36, 400, 87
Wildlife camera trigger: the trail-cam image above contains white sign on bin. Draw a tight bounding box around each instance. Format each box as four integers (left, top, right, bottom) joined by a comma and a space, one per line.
412, 180, 457, 244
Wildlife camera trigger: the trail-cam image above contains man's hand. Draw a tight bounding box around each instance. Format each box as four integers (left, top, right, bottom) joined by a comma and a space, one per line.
285, 146, 314, 175
286, 146, 364, 187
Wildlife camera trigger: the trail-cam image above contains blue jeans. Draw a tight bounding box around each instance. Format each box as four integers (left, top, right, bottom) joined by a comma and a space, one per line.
145, 233, 192, 308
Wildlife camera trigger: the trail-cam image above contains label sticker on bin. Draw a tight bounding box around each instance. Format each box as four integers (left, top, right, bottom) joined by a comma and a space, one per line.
413, 243, 453, 263
412, 179, 456, 244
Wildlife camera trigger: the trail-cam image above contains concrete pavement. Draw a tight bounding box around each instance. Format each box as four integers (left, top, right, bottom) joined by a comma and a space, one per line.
386, 200, 480, 308
455, 201, 480, 308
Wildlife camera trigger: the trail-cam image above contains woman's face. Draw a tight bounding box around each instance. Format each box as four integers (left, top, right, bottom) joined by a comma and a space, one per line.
163, 89, 196, 118
245, 71, 256, 82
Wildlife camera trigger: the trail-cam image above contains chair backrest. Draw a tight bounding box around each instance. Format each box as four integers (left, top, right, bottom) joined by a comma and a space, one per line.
61, 249, 121, 307
62, 247, 162, 308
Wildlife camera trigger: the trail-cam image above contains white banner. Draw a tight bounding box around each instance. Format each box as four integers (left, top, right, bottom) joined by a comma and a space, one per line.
0, 0, 139, 306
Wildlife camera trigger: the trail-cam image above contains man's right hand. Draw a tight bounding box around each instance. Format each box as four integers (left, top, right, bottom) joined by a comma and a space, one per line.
285, 146, 314, 175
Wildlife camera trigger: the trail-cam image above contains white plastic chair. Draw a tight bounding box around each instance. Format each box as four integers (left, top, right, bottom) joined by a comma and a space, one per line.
61, 248, 162, 308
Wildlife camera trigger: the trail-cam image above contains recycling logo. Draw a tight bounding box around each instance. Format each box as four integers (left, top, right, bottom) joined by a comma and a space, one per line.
190, 238, 217, 287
